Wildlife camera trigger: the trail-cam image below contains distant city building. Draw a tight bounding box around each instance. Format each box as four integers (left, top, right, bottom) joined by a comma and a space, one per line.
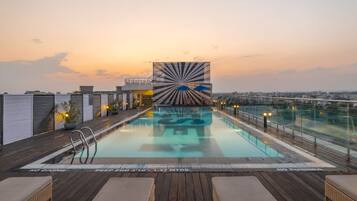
79, 86, 94, 94
24, 90, 52, 95
152, 62, 212, 106
121, 77, 153, 107
116, 86, 123, 94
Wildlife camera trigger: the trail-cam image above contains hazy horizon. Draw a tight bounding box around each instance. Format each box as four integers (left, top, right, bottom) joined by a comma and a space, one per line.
1, 0, 357, 93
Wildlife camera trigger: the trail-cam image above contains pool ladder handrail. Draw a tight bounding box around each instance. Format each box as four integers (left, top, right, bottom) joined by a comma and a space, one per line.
70, 130, 90, 164
80, 127, 98, 144
80, 127, 98, 163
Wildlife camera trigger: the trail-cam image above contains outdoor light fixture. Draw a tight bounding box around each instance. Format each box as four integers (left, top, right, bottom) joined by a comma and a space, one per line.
233, 104, 240, 115
263, 111, 272, 131
64, 113, 69, 118
219, 101, 226, 110
291, 106, 297, 111
106, 105, 110, 110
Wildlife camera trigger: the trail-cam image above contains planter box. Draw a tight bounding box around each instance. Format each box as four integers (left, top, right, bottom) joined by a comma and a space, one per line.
64, 123, 76, 130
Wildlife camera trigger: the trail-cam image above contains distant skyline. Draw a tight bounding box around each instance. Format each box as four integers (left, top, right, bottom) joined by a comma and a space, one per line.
1, 0, 357, 93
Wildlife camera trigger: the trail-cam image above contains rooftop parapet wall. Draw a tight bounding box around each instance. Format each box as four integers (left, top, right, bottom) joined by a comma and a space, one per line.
0, 95, 3, 145
2, 95, 33, 145
33, 94, 55, 135
0, 91, 126, 145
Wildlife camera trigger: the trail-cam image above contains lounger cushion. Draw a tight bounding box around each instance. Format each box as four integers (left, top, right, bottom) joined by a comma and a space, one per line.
93, 177, 155, 201
0, 176, 52, 201
326, 175, 357, 200
212, 176, 276, 201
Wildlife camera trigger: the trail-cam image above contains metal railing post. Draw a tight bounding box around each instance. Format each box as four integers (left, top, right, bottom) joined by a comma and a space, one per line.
347, 104, 351, 162
313, 102, 317, 148
300, 112, 303, 143
314, 137, 317, 148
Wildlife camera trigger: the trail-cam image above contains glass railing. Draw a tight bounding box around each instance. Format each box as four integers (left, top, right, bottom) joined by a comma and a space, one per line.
213, 95, 357, 160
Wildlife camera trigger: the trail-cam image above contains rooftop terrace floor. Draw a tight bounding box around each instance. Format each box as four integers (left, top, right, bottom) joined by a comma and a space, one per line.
0, 107, 357, 201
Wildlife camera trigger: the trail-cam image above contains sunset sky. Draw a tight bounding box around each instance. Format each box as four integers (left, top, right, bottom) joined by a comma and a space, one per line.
1, 0, 357, 93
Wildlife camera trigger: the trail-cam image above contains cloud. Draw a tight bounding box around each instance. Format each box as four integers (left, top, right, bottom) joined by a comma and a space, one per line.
182, 50, 190, 55
95, 69, 110, 77
238, 54, 262, 59
193, 56, 204, 61
211, 45, 219, 50
0, 53, 80, 93
0, 53, 152, 93
214, 63, 357, 92
31, 38, 43, 44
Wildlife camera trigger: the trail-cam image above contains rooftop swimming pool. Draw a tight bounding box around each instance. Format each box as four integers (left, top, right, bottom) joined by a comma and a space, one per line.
22, 107, 334, 171
75, 107, 282, 159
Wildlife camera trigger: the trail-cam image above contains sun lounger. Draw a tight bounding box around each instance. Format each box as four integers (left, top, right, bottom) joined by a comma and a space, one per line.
92, 177, 155, 201
212, 176, 277, 201
325, 175, 357, 201
0, 176, 52, 201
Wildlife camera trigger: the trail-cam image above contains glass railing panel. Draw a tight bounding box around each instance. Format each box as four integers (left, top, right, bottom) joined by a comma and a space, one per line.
214, 95, 357, 157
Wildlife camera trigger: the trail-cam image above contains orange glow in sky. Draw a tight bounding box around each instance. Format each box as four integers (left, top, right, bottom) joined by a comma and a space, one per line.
1, 0, 357, 93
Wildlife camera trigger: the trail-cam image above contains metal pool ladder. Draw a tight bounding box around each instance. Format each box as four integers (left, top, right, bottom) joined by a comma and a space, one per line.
69, 127, 98, 164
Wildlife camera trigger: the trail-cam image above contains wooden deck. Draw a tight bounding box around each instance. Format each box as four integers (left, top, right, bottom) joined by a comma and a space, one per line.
0, 108, 357, 201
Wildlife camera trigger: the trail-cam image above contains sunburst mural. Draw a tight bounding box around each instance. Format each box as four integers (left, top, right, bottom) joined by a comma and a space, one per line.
152, 62, 212, 106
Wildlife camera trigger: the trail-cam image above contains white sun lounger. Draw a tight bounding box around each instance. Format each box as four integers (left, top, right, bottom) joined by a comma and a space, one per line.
0, 176, 52, 201
325, 175, 357, 201
212, 176, 277, 201
92, 177, 155, 201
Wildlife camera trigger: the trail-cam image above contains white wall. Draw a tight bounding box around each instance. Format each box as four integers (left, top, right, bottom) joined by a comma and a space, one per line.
122, 93, 127, 110
83, 94, 93, 122
129, 92, 133, 109
100, 94, 108, 117
3, 95, 33, 144
54, 94, 71, 130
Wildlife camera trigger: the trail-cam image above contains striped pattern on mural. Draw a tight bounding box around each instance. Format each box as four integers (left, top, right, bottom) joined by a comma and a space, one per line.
152, 62, 212, 106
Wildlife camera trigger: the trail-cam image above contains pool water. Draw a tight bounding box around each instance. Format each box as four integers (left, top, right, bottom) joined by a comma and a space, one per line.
78, 107, 282, 158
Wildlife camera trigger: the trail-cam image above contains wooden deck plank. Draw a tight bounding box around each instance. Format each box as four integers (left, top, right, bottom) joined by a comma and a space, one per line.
157, 173, 171, 201
169, 173, 179, 201
185, 173, 195, 201
177, 172, 186, 201
192, 173, 204, 201
199, 173, 212, 201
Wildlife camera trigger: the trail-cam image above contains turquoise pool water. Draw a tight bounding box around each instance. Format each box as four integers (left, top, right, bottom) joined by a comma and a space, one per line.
79, 107, 282, 158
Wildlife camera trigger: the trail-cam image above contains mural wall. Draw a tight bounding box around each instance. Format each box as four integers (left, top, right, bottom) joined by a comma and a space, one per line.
152, 62, 212, 106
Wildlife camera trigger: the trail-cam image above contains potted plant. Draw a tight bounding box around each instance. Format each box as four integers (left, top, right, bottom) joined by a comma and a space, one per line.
108, 103, 119, 115
58, 101, 80, 130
